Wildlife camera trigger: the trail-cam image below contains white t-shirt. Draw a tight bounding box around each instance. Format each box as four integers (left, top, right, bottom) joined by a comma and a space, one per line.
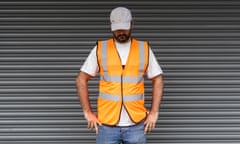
80, 40, 163, 126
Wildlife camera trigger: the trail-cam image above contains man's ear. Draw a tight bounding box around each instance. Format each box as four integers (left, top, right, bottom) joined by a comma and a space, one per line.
131, 20, 134, 28
109, 21, 112, 30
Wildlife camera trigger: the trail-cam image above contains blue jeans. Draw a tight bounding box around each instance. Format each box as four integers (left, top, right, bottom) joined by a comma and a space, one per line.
96, 122, 146, 144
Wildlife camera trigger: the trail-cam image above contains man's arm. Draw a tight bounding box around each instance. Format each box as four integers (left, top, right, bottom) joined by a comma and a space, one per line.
75, 71, 101, 133
144, 74, 164, 133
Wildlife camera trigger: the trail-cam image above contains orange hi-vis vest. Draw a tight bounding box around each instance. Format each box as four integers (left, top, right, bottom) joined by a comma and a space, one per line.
96, 38, 149, 126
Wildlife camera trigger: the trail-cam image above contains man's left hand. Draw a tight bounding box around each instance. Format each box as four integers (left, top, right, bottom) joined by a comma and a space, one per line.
144, 111, 159, 134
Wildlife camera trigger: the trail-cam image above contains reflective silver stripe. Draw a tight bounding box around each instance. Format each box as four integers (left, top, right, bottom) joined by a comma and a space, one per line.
99, 93, 120, 101
123, 94, 144, 102
123, 76, 144, 83
101, 40, 108, 72
100, 74, 121, 82
100, 74, 143, 83
99, 93, 143, 102
138, 41, 145, 72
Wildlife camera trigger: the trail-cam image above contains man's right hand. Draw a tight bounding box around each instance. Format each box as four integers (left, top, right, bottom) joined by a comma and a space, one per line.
84, 111, 102, 134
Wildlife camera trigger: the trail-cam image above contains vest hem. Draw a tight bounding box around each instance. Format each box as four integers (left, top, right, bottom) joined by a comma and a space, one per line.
101, 117, 147, 128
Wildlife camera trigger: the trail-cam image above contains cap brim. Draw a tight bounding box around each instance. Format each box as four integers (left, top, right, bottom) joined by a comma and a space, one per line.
111, 22, 130, 31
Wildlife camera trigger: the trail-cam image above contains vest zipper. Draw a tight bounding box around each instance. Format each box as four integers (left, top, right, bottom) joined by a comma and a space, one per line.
113, 39, 124, 125
120, 73, 124, 115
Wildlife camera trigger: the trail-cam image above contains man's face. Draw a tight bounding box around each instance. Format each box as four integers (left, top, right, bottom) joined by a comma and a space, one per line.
112, 29, 131, 43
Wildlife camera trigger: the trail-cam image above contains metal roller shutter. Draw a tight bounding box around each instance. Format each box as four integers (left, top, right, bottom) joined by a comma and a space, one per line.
1, 0, 240, 143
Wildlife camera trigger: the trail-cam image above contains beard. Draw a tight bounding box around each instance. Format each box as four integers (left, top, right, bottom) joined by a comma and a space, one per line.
113, 32, 131, 43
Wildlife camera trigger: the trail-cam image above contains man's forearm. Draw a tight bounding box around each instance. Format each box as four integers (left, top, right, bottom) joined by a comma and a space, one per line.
150, 75, 164, 113
76, 72, 101, 133
144, 74, 164, 133
76, 72, 92, 113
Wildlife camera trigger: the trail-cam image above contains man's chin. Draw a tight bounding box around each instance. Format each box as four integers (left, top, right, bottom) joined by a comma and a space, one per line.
117, 37, 128, 43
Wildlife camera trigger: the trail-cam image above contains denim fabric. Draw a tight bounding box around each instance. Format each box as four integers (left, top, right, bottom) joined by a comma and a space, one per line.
96, 122, 146, 144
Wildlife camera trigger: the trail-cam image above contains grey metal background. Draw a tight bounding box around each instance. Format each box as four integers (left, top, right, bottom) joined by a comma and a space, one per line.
1, 0, 240, 143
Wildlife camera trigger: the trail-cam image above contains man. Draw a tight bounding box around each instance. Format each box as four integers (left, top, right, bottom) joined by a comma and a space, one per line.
76, 6, 164, 144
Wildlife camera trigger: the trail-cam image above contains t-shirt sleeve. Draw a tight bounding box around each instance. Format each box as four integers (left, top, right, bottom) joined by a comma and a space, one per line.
147, 47, 163, 79
80, 46, 99, 77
